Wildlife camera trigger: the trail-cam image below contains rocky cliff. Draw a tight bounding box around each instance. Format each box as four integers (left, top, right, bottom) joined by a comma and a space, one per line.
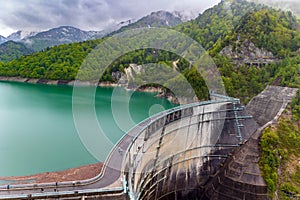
220, 39, 278, 67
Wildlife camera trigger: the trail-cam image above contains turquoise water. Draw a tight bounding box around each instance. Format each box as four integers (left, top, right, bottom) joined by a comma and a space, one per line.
0, 82, 176, 177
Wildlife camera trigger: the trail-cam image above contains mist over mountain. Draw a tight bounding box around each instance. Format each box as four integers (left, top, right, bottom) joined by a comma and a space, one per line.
249, 0, 300, 16
0, 10, 184, 62
0, 36, 7, 45
7, 30, 38, 41
110, 10, 183, 35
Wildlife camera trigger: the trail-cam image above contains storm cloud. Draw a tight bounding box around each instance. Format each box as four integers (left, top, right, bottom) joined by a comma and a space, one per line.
0, 0, 220, 36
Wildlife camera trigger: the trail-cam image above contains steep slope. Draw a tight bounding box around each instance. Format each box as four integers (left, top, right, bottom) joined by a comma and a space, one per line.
0, 41, 33, 63
250, 0, 300, 17
221, 8, 300, 58
0, 11, 182, 62
0, 36, 7, 45
175, 0, 265, 49
0, 39, 100, 79
24, 26, 104, 51
111, 10, 182, 34
7, 30, 37, 41
0, 26, 105, 62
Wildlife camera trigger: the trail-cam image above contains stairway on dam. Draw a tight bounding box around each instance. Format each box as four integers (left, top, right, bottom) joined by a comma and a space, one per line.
203, 86, 298, 200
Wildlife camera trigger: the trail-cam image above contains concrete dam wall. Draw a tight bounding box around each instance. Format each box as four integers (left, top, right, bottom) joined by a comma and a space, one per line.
123, 98, 259, 200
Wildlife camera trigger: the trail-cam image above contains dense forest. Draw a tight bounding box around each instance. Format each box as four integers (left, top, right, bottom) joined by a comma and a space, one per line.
0, 41, 33, 63
259, 90, 300, 199
0, 0, 298, 103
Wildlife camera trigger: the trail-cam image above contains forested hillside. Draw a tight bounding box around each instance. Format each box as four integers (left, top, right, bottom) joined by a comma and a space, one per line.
0, 0, 298, 103
0, 41, 33, 63
175, 0, 265, 49
212, 8, 300, 57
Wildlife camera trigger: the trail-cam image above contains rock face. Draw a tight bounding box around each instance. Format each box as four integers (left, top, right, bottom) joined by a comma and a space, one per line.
220, 39, 277, 67
124, 64, 143, 81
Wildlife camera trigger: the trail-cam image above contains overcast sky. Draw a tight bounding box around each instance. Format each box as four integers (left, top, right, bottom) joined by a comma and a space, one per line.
0, 0, 221, 37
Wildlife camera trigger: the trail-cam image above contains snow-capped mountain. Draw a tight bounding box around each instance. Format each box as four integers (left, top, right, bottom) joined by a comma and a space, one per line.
7, 30, 37, 41
0, 10, 187, 61
112, 10, 183, 35
30, 26, 103, 42
17, 26, 105, 51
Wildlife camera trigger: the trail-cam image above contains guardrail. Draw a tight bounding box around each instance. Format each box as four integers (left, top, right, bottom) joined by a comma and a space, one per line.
0, 187, 123, 199
121, 99, 234, 198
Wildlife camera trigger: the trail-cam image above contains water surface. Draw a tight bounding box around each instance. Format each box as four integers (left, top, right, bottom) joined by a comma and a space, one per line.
0, 82, 176, 177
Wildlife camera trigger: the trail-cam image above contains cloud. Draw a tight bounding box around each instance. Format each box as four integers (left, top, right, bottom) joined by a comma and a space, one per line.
0, 0, 220, 37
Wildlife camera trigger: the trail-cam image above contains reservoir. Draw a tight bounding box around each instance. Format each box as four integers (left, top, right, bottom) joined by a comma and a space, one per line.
0, 82, 176, 177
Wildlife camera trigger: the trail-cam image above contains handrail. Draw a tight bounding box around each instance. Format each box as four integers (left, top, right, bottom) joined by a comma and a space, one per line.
120, 99, 231, 175
0, 187, 123, 199
121, 99, 233, 198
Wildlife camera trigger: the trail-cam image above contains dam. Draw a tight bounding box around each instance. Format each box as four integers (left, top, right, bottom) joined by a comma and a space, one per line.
0, 86, 297, 199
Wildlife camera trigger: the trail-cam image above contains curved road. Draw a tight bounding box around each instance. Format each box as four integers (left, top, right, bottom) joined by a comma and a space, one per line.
0, 112, 158, 199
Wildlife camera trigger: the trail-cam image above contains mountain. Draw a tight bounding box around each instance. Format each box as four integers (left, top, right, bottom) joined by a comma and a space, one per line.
0, 26, 106, 62
29, 26, 100, 42
249, 0, 300, 17
0, 11, 183, 62
220, 8, 300, 57
113, 10, 182, 34
23, 26, 105, 51
0, 35, 7, 45
0, 41, 33, 63
172, 10, 198, 22
7, 30, 37, 41
175, 0, 266, 49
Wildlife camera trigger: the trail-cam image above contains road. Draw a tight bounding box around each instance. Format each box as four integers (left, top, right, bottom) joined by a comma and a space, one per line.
0, 116, 154, 199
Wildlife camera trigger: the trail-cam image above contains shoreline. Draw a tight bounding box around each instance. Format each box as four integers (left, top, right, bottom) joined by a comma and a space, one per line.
0, 76, 119, 87
0, 76, 186, 104
0, 76, 164, 92
0, 163, 103, 185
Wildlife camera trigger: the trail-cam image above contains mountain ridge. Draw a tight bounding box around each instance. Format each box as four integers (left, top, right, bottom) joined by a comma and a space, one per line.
0, 10, 183, 62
